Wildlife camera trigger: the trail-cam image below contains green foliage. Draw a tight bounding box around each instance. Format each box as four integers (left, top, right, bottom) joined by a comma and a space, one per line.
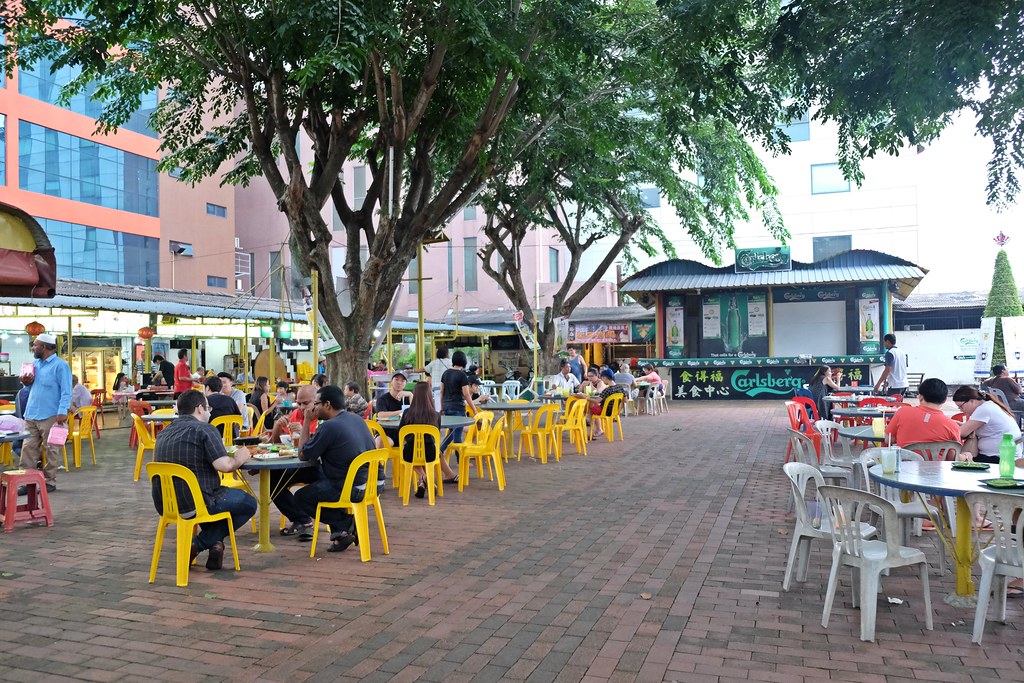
984, 249, 1024, 366
765, 0, 1024, 207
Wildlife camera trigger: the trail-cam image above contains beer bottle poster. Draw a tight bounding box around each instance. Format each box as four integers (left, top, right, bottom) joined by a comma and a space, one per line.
666, 304, 686, 358
700, 292, 768, 357
856, 285, 881, 354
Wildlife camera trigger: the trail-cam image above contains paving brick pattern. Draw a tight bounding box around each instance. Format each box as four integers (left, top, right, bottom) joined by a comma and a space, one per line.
0, 403, 1020, 681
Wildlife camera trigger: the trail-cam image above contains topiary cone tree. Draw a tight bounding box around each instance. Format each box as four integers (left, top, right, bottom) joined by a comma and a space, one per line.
983, 232, 1024, 368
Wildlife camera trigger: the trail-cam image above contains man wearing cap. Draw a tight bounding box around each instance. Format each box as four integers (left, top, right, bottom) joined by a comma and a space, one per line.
20, 333, 72, 492
577, 368, 627, 439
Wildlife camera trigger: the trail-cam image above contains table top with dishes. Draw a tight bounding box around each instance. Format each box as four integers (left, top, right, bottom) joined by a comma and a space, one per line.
869, 459, 1024, 497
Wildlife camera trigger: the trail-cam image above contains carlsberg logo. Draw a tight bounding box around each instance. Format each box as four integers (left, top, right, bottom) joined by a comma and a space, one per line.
731, 370, 804, 397
739, 250, 786, 270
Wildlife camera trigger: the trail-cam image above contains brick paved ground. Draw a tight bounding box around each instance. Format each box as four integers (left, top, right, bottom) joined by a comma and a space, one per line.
0, 402, 1020, 682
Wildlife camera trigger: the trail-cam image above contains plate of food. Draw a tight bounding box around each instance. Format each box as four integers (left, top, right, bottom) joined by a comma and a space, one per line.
951, 462, 990, 471
980, 478, 1024, 489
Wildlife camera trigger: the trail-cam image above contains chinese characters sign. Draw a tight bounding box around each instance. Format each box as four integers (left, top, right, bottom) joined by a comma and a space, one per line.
670, 364, 871, 400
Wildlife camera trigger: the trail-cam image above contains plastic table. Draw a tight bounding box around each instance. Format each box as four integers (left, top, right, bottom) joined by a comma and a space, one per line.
243, 455, 315, 552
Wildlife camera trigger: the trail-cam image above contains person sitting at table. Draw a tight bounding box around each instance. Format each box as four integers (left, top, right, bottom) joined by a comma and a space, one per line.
577, 369, 628, 438
293, 385, 378, 551
311, 373, 329, 390
400, 381, 460, 496
982, 364, 1024, 410
250, 376, 271, 416
467, 374, 491, 405
151, 389, 255, 570
549, 359, 581, 394
343, 381, 369, 415
269, 385, 321, 537
203, 376, 241, 438
952, 385, 1022, 463
885, 378, 961, 449
372, 372, 414, 448
71, 375, 93, 412
807, 365, 842, 420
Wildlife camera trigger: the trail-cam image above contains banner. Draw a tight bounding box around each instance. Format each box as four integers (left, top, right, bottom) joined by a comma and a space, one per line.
665, 299, 686, 359
631, 320, 655, 343
974, 317, 996, 375
669, 363, 871, 401
554, 317, 570, 352
1001, 316, 1024, 373
513, 310, 539, 351
302, 287, 341, 356
698, 292, 768, 357
856, 285, 881, 355
568, 322, 630, 344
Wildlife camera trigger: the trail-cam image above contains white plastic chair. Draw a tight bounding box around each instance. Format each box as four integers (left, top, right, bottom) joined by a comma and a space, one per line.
644, 383, 668, 415
782, 463, 876, 591
787, 429, 851, 487
815, 419, 859, 483
501, 380, 521, 400
819, 485, 933, 642
963, 491, 1024, 644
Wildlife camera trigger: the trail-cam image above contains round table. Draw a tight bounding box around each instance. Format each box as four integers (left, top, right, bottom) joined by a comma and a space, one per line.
822, 394, 898, 405
375, 414, 475, 430
836, 385, 875, 394
140, 413, 178, 423
837, 425, 888, 444
0, 431, 29, 467
481, 402, 545, 457
870, 459, 1023, 605
244, 455, 316, 553
831, 406, 901, 420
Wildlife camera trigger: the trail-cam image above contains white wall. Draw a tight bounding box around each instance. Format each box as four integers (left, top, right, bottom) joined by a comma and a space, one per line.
889, 329, 979, 385
772, 301, 846, 356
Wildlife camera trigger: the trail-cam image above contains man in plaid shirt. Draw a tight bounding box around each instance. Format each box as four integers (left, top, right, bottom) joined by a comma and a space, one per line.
152, 390, 257, 571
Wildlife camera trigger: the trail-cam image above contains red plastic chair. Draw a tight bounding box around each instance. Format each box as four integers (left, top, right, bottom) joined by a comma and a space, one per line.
785, 401, 821, 463
128, 400, 153, 448
792, 396, 819, 422
951, 412, 967, 423
90, 390, 106, 439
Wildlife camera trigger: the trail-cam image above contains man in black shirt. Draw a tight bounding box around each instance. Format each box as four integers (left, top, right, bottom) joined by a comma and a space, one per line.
439, 350, 477, 453
154, 354, 175, 387
295, 385, 377, 552
373, 372, 413, 445
151, 390, 256, 570
203, 376, 241, 437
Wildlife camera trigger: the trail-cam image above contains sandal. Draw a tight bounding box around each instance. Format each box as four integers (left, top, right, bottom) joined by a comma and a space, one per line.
280, 521, 313, 537
443, 475, 459, 484
327, 532, 357, 553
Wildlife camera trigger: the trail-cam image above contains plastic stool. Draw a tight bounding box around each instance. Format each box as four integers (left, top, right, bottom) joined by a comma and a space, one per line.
0, 470, 54, 532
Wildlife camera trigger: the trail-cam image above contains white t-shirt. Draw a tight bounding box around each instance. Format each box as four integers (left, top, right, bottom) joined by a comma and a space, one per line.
884, 346, 908, 389
549, 372, 581, 392
425, 358, 453, 390
971, 400, 1022, 456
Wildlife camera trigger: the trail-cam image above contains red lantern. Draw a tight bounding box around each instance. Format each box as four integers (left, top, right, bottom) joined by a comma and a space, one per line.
25, 321, 45, 337
138, 327, 156, 340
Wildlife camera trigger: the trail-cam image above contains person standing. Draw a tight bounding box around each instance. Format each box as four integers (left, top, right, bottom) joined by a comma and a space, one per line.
20, 333, 72, 492
152, 390, 256, 570
424, 347, 453, 409
153, 354, 175, 387
873, 333, 908, 396
439, 350, 477, 454
566, 346, 584, 383
173, 349, 194, 398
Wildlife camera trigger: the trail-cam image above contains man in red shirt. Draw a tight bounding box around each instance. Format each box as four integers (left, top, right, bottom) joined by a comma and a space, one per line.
173, 349, 194, 398
885, 377, 961, 449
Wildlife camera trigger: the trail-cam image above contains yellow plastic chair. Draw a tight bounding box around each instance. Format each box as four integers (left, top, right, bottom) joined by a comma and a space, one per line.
590, 393, 625, 442
146, 462, 241, 587
517, 403, 560, 463
446, 411, 493, 465
210, 415, 243, 446
69, 406, 98, 467
309, 448, 390, 562
398, 424, 444, 506
504, 398, 530, 457
251, 410, 270, 439
149, 407, 176, 439
0, 405, 16, 414
554, 398, 589, 457
458, 415, 507, 492
244, 405, 258, 436
365, 419, 401, 489
131, 413, 157, 481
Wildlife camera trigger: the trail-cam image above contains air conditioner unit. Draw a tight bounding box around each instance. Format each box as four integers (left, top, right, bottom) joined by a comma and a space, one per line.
234, 237, 241, 248
903, 324, 925, 331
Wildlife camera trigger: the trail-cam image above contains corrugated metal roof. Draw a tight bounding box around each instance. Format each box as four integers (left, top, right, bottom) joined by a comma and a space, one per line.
621, 250, 928, 300
893, 289, 1011, 311
438, 305, 653, 327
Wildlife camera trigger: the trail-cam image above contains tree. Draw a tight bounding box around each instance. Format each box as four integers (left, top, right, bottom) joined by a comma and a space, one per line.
984, 234, 1023, 367
1, 0, 621, 382
477, 0, 787, 372
765, 0, 1024, 207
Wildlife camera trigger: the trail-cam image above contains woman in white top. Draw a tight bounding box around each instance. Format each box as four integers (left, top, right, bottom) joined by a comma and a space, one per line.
953, 385, 1021, 462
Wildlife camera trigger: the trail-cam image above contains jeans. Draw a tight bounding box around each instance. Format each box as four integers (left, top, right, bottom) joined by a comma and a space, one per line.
270, 467, 321, 524
295, 478, 365, 536
439, 405, 466, 454
195, 487, 257, 551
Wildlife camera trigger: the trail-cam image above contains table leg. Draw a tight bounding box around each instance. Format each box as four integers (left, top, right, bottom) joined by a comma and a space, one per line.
253, 469, 275, 552
951, 497, 976, 602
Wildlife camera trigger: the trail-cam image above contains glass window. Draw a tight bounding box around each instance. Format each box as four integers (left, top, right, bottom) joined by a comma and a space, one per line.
19, 122, 159, 216
811, 163, 850, 194
206, 203, 227, 217
447, 241, 453, 293
37, 217, 159, 286
549, 247, 560, 282
207, 275, 228, 288
639, 187, 660, 208
270, 251, 282, 299
408, 253, 418, 294
778, 110, 810, 142
464, 237, 477, 291
813, 235, 852, 262
352, 165, 366, 209
18, 56, 158, 137
463, 205, 477, 220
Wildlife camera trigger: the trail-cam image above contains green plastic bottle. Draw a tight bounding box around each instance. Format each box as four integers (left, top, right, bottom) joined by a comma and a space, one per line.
999, 433, 1016, 479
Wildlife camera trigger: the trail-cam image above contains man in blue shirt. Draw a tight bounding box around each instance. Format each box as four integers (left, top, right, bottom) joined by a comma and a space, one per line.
567, 346, 584, 382
20, 333, 72, 492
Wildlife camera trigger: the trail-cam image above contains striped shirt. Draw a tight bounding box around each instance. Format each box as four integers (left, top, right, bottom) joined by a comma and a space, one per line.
152, 415, 227, 512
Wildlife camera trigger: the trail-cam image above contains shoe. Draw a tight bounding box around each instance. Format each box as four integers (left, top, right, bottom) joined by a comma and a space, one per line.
297, 532, 314, 542
189, 542, 202, 565
206, 542, 225, 570
327, 532, 357, 553
45, 483, 56, 493
415, 481, 426, 499
443, 475, 459, 484
280, 520, 313, 537
1007, 585, 1024, 599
